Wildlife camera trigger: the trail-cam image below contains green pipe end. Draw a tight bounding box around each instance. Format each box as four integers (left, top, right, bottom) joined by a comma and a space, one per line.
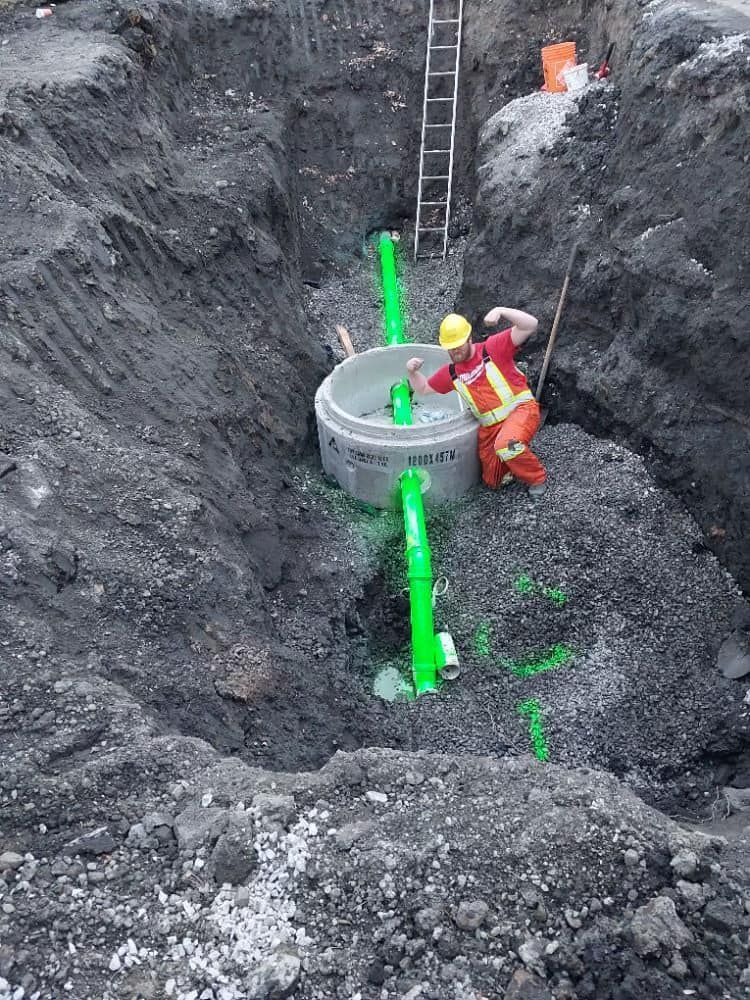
413, 665, 439, 696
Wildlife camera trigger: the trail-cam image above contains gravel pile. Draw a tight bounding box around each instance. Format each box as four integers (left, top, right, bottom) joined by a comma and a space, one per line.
2, 750, 748, 1000
684, 33, 749, 66
305, 238, 466, 360
403, 423, 747, 804
476, 91, 581, 205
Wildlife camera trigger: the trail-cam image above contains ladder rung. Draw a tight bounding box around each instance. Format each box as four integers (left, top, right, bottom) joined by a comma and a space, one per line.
422, 175, 449, 180
429, 71, 456, 76
424, 149, 451, 153
430, 45, 458, 50
426, 98, 453, 102
418, 227, 447, 232
433, 18, 460, 22
425, 124, 451, 128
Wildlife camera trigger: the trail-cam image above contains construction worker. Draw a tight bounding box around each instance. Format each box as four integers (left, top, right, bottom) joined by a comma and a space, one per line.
406, 308, 547, 498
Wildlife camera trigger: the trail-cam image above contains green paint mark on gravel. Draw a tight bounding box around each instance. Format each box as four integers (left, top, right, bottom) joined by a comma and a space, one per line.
502, 644, 575, 679
513, 573, 535, 596
513, 573, 568, 606
517, 698, 549, 762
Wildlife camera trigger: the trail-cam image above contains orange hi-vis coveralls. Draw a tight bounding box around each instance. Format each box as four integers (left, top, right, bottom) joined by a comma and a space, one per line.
427, 329, 546, 489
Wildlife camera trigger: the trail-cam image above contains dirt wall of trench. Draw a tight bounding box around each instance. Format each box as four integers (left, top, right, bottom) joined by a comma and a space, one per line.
457, 0, 750, 590
0, 0, 443, 779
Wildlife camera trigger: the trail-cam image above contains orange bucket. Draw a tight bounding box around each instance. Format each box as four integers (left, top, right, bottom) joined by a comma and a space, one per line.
542, 41, 577, 93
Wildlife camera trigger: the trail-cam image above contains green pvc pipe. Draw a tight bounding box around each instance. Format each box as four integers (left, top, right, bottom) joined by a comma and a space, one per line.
391, 383, 413, 427
380, 234, 414, 428
377, 233, 438, 695
400, 469, 436, 695
379, 233, 405, 346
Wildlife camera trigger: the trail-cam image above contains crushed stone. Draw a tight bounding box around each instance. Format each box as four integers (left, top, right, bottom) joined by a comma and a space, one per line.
477, 91, 580, 194
685, 33, 749, 66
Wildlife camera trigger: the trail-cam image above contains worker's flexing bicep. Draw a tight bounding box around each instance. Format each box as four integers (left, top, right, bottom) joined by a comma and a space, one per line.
485, 306, 538, 347
508, 309, 539, 347
510, 324, 536, 347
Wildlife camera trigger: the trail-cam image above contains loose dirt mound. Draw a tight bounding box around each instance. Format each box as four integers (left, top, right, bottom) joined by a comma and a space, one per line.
3, 749, 749, 999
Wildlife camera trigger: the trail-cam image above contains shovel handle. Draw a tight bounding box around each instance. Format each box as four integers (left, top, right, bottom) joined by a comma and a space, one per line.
535, 242, 579, 404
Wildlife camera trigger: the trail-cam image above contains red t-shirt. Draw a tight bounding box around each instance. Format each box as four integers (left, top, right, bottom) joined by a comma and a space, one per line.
427, 330, 529, 405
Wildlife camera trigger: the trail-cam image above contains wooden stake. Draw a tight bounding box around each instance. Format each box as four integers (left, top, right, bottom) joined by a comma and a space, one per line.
335, 324, 356, 358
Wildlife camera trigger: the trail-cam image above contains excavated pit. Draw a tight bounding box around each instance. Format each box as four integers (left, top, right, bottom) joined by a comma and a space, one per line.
0, 0, 748, 804
308, 250, 750, 816
2, 0, 750, 996
0, 0, 749, 936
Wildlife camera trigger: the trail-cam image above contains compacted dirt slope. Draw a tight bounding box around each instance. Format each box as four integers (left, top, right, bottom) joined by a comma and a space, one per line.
0, 0, 438, 780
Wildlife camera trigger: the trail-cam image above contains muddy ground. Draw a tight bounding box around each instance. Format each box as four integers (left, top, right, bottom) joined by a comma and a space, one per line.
1, 0, 750, 997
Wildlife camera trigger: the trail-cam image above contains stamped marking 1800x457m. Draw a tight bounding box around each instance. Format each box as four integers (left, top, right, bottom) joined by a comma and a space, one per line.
407, 449, 457, 467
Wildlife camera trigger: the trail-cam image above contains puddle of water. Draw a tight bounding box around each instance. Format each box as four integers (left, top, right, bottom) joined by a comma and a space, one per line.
373, 665, 414, 702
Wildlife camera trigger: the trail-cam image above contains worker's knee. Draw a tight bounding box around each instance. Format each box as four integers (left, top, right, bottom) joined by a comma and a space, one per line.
495, 437, 526, 462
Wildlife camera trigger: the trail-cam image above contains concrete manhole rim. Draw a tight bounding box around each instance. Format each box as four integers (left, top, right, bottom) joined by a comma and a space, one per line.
317, 343, 474, 441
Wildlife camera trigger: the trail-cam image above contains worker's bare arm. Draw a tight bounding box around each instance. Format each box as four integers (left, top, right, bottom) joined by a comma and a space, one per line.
483, 306, 539, 347
406, 357, 436, 395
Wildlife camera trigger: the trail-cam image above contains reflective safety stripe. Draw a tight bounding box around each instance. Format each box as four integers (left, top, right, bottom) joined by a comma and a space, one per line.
452, 378, 481, 419
497, 441, 527, 461
452, 381, 534, 426
483, 356, 515, 406
451, 345, 534, 427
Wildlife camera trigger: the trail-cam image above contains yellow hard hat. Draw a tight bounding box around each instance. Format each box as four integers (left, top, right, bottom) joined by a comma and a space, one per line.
439, 313, 472, 350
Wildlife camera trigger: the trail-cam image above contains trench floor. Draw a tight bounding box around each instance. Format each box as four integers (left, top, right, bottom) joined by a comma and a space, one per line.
301, 244, 749, 815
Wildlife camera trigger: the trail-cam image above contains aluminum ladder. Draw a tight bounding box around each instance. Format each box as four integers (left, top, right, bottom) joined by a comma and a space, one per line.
414, 0, 464, 261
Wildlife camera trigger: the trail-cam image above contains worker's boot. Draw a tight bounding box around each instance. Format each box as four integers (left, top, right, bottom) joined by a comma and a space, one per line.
528, 482, 547, 501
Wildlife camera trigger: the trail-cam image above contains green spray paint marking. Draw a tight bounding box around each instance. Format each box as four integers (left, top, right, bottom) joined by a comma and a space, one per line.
507, 646, 575, 760
513, 574, 568, 606
503, 643, 575, 679
513, 574, 535, 596
543, 587, 567, 607
473, 622, 492, 658
517, 699, 549, 762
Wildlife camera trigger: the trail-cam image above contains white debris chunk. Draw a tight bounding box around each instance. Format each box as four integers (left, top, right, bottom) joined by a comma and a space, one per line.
159, 814, 320, 996
684, 33, 748, 67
